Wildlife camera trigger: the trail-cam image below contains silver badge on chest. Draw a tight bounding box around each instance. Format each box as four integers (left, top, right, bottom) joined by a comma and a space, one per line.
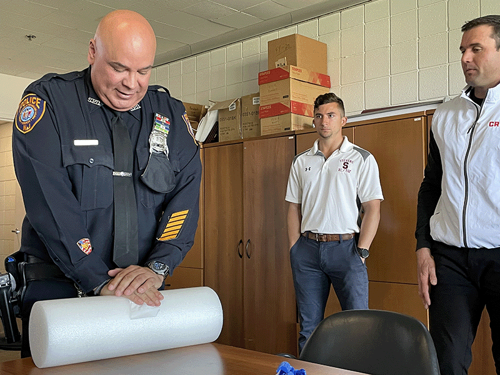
149, 113, 170, 157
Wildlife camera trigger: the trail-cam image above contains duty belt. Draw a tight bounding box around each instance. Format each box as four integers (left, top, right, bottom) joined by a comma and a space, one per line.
24, 255, 68, 282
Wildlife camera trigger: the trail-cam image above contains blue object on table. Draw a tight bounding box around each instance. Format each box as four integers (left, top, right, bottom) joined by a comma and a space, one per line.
276, 361, 306, 375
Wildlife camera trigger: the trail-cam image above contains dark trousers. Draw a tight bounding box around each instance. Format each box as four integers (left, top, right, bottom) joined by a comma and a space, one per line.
290, 235, 368, 353
21, 279, 78, 358
430, 241, 500, 375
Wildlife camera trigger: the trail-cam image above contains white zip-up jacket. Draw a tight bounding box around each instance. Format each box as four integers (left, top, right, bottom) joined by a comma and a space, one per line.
416, 83, 500, 249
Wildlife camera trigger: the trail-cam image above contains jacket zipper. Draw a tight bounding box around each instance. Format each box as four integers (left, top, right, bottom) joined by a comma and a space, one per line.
462, 101, 482, 247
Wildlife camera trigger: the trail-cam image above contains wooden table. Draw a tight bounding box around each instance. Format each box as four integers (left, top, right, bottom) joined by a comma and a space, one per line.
0, 343, 366, 375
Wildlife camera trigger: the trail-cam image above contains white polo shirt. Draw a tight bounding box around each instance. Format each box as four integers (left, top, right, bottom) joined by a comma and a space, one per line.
285, 136, 383, 234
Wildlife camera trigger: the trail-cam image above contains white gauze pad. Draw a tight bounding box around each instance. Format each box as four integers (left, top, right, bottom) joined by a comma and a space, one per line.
29, 286, 223, 368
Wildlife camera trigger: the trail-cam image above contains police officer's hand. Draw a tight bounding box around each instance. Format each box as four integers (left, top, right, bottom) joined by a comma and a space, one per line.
104, 265, 164, 306
416, 247, 437, 310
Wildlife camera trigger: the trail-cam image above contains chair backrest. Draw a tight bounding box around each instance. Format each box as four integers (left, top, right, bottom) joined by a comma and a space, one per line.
299, 310, 440, 375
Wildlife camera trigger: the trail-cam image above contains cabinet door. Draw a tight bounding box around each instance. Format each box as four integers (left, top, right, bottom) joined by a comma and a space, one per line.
204, 143, 245, 348
354, 117, 426, 284
242, 136, 297, 355
353, 116, 427, 322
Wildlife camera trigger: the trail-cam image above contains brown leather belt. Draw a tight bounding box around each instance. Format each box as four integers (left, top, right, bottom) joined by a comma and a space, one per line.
302, 232, 355, 242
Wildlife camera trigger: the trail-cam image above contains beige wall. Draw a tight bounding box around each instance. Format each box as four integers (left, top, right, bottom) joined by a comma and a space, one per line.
0, 73, 33, 121
149, 0, 500, 116
0, 121, 19, 272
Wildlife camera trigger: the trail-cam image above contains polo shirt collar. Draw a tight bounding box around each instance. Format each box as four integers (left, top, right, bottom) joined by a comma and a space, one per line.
309, 136, 353, 156
84, 66, 142, 121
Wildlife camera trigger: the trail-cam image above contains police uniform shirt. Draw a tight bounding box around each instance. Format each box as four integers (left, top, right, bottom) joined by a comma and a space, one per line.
13, 67, 202, 293
285, 136, 383, 234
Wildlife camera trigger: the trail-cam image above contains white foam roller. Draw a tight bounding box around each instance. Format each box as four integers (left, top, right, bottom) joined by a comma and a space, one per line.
29, 286, 223, 368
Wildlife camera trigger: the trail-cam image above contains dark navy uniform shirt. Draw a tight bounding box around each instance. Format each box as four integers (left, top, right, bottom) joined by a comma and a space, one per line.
12, 67, 202, 293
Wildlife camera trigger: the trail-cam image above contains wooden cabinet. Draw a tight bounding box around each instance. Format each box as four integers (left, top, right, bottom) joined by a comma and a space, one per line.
165, 151, 204, 290
204, 135, 297, 356
204, 143, 244, 348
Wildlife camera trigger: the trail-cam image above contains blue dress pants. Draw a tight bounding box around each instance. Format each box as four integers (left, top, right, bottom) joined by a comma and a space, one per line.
430, 241, 500, 375
290, 235, 368, 353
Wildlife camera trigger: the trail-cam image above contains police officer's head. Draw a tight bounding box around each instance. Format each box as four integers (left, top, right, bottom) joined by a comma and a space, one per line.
87, 10, 157, 112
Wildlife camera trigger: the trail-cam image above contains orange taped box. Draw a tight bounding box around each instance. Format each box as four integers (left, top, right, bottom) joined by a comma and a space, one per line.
258, 65, 331, 88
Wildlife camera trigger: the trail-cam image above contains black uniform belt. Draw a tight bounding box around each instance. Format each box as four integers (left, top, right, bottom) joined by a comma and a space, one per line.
24, 255, 68, 282
302, 232, 355, 242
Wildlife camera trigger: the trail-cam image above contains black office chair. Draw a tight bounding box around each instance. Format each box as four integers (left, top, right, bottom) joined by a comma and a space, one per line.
299, 309, 440, 375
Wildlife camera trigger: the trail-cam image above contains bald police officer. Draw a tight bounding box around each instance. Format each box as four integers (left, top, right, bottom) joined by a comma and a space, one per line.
13, 10, 201, 357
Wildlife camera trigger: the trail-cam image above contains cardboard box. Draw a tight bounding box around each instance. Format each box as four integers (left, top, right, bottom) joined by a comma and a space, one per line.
182, 102, 207, 130
268, 34, 327, 75
241, 93, 260, 139
210, 98, 241, 142
259, 78, 328, 107
259, 101, 315, 118
260, 114, 314, 136
258, 65, 331, 88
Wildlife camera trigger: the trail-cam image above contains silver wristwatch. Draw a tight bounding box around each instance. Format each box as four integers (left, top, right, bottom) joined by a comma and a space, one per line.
146, 260, 169, 279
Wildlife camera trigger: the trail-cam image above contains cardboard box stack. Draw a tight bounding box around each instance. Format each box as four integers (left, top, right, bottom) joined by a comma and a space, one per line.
260, 34, 330, 136
208, 93, 260, 143
182, 102, 207, 132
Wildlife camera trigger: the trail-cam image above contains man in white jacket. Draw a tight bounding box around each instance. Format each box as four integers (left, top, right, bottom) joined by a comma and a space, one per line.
416, 15, 500, 375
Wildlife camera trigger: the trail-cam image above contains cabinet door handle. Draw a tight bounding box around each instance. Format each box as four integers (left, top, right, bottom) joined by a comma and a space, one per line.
245, 239, 251, 259
237, 239, 243, 258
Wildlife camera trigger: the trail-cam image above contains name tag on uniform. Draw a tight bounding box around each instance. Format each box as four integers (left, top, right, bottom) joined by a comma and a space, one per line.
74, 139, 99, 146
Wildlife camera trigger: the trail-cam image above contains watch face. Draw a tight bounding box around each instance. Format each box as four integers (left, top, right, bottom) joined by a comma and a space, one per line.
358, 248, 369, 259
150, 261, 168, 275
153, 261, 166, 271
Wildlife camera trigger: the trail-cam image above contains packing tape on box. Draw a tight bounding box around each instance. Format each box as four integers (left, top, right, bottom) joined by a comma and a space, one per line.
29, 286, 223, 368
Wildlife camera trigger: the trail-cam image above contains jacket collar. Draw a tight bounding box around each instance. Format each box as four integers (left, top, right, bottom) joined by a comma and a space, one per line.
461, 82, 500, 104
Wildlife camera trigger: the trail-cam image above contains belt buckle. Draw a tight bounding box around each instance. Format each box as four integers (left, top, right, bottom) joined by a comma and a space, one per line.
316, 233, 322, 241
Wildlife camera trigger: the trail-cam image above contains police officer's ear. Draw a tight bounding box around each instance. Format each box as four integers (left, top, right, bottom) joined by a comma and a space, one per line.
88, 39, 97, 65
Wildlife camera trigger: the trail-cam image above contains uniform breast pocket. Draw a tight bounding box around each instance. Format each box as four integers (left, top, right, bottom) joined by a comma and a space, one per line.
137, 147, 179, 208
63, 145, 114, 211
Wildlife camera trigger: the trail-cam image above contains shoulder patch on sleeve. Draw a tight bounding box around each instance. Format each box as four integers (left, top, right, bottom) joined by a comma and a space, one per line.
15, 93, 46, 134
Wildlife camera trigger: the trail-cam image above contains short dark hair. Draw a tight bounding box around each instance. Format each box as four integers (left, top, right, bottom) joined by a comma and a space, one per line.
314, 92, 345, 116
462, 15, 500, 50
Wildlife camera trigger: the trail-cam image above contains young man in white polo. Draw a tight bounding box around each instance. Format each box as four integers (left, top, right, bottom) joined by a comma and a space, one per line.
286, 92, 383, 352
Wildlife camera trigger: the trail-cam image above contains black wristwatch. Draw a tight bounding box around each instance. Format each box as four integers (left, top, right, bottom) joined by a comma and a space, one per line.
146, 260, 169, 279
357, 247, 370, 259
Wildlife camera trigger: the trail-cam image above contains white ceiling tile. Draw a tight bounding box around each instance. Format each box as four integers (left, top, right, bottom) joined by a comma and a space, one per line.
40, 37, 89, 55
188, 19, 234, 37
41, 10, 99, 32
27, 0, 80, 10
272, 0, 327, 9
5, 0, 59, 17
244, 1, 290, 20
212, 0, 267, 11
0, 0, 359, 80
214, 12, 261, 28
183, 1, 237, 20
151, 22, 207, 44
57, 1, 113, 17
